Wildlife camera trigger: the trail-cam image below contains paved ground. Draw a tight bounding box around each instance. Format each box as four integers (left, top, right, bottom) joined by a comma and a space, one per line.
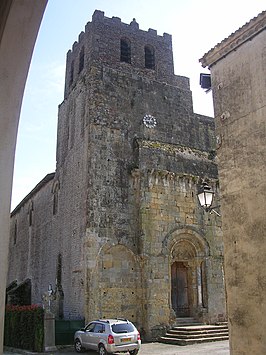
4, 340, 229, 355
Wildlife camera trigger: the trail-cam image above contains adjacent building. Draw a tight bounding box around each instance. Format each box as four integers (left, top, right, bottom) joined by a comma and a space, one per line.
200, 10, 266, 355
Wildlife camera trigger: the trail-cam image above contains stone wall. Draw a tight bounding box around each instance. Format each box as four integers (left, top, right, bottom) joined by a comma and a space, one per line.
8, 175, 57, 307
201, 16, 266, 354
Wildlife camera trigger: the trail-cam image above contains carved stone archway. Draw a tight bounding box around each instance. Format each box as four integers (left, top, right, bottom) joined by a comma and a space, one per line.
163, 227, 210, 320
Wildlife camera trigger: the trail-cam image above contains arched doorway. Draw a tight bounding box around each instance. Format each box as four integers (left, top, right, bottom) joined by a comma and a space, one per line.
170, 238, 207, 318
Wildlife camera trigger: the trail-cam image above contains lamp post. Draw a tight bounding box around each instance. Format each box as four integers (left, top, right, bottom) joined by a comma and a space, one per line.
197, 182, 220, 216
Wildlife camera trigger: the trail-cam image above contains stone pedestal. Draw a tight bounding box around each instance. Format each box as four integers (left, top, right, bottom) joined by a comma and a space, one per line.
44, 311, 57, 352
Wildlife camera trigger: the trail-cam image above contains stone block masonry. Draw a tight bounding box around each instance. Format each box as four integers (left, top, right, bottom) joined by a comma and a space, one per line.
7, 10, 226, 341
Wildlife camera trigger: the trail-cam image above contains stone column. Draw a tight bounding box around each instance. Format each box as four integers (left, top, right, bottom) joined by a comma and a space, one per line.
44, 311, 57, 352
196, 263, 203, 307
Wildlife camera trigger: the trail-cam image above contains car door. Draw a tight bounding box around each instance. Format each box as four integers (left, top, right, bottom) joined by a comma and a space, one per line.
90, 323, 105, 350
83, 322, 96, 349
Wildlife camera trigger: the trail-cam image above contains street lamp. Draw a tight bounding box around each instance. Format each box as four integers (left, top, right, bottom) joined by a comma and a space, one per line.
197, 182, 220, 216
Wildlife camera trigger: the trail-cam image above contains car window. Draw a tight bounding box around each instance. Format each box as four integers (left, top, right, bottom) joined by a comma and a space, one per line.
111, 323, 135, 334
94, 323, 105, 333
85, 323, 96, 332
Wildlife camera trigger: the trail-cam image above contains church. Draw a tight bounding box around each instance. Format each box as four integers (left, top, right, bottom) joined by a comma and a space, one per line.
7, 10, 226, 340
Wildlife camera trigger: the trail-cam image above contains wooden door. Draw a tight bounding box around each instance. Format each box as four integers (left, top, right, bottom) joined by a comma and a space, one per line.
171, 262, 189, 316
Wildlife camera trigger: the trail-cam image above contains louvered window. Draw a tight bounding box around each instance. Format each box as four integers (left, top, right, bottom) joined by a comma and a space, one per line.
145, 45, 155, 69
120, 39, 131, 64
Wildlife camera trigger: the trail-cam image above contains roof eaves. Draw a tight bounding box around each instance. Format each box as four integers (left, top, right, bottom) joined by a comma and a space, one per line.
199, 10, 266, 68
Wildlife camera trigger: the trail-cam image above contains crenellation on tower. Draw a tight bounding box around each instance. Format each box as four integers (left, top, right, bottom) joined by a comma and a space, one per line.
91, 9, 104, 22
111, 16, 122, 25
148, 28, 157, 36
163, 32, 172, 41
64, 10, 176, 98
78, 31, 85, 43
129, 18, 139, 30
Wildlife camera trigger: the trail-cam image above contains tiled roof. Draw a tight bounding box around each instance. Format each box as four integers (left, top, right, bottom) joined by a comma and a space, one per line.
199, 10, 266, 68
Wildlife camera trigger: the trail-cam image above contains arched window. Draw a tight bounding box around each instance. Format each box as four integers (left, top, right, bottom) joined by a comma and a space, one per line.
145, 45, 155, 69
78, 46, 84, 73
120, 38, 131, 64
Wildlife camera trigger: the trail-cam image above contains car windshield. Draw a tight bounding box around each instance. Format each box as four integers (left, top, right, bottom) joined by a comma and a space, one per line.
111, 323, 135, 334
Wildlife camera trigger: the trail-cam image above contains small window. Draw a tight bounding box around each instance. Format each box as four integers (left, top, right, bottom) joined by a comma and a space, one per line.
14, 221, 17, 245
53, 192, 58, 215
52, 180, 60, 215
145, 45, 155, 70
28, 201, 33, 226
57, 253, 62, 286
70, 60, 74, 85
79, 46, 84, 73
120, 39, 131, 64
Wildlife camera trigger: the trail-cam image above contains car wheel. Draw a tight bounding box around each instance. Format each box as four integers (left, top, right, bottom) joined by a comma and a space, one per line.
98, 344, 108, 355
74, 339, 84, 353
129, 350, 139, 355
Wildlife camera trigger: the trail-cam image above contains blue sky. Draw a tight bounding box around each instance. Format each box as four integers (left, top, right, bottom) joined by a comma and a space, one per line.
11, 0, 265, 209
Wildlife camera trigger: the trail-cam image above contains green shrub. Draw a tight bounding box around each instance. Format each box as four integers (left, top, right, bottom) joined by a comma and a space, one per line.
4, 305, 44, 352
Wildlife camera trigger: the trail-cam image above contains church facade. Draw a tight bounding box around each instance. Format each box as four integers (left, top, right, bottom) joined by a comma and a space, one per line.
7, 10, 226, 340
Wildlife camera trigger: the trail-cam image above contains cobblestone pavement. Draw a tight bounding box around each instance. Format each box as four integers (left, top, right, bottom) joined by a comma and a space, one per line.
5, 340, 229, 355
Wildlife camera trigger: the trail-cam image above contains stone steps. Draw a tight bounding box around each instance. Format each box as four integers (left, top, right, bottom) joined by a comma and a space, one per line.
160, 323, 229, 346
175, 317, 203, 327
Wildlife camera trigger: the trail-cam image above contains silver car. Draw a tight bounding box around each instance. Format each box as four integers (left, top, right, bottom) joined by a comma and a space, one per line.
74, 318, 141, 355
